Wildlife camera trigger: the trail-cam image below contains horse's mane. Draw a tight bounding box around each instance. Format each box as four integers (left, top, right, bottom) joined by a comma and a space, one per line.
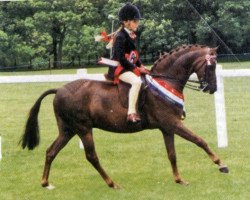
151, 44, 208, 71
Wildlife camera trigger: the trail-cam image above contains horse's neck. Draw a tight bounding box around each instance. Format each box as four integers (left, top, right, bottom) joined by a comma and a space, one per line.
151, 54, 196, 92
151, 47, 199, 76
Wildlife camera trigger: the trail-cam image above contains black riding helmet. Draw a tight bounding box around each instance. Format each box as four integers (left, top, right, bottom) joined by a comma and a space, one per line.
118, 3, 142, 22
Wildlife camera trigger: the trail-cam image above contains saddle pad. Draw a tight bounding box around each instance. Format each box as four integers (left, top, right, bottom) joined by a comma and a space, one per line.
145, 75, 184, 109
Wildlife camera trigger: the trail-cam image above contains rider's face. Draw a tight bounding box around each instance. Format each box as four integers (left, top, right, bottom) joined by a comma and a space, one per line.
124, 20, 140, 31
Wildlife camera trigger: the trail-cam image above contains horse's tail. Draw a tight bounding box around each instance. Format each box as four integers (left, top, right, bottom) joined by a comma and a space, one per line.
20, 89, 58, 150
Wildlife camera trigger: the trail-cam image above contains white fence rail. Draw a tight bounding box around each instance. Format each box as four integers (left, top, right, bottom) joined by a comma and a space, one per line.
0, 69, 105, 83
0, 66, 250, 150
215, 66, 250, 147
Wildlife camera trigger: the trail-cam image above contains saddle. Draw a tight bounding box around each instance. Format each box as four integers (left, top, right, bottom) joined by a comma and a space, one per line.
104, 74, 147, 110
104, 74, 186, 119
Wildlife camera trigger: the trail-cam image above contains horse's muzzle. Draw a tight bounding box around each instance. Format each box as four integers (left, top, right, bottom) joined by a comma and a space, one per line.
205, 84, 217, 94
201, 82, 217, 94
209, 86, 217, 94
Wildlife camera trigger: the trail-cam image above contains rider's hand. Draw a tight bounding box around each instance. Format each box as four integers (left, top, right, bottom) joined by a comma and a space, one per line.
138, 65, 150, 74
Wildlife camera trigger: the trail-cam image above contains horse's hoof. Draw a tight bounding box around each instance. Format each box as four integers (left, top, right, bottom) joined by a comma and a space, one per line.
41, 181, 49, 188
41, 181, 56, 190
45, 184, 55, 190
219, 165, 229, 173
176, 179, 189, 186
109, 182, 121, 189
113, 183, 121, 189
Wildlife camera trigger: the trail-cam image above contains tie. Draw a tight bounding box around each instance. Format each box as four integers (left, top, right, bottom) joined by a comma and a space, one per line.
129, 32, 136, 39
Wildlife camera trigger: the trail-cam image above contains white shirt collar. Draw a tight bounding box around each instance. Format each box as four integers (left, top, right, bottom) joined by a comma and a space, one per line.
124, 27, 132, 35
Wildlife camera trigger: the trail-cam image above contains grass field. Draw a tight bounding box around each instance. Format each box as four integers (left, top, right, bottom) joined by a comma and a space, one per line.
0, 62, 250, 200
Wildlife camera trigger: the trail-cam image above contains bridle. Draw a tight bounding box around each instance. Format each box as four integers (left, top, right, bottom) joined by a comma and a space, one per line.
198, 54, 217, 91
149, 54, 217, 92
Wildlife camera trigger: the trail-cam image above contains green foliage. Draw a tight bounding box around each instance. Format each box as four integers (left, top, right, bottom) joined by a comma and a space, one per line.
0, 0, 249, 69
215, 0, 250, 51
142, 19, 181, 53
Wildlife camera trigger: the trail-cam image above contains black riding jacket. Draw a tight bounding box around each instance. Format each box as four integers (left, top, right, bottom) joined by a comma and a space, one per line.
112, 28, 142, 70
107, 28, 141, 79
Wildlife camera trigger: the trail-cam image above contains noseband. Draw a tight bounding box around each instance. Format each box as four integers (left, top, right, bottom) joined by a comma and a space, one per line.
198, 55, 217, 91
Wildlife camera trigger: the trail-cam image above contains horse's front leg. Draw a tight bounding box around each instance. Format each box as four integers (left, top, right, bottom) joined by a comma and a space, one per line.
173, 122, 229, 173
161, 130, 188, 185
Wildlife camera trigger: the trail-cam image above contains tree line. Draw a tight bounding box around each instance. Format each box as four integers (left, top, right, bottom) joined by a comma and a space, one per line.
0, 0, 249, 69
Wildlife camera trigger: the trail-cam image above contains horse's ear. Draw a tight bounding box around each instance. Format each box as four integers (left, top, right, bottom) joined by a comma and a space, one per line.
211, 46, 219, 54
214, 46, 219, 51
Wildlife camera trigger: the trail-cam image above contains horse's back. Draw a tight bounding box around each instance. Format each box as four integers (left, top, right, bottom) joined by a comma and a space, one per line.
53, 79, 146, 133
54, 79, 116, 109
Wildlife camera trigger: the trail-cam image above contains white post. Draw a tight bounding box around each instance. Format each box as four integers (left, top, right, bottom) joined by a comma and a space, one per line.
108, 14, 115, 59
0, 136, 2, 160
77, 68, 85, 149
79, 140, 84, 149
214, 65, 228, 148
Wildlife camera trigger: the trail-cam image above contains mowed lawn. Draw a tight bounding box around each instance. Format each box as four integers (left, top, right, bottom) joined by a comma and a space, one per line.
0, 62, 249, 200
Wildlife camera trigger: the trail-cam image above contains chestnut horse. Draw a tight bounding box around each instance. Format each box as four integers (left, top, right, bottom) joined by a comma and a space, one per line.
20, 45, 228, 189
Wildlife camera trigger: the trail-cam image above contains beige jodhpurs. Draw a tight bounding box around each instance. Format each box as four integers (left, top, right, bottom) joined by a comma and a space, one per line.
119, 71, 142, 114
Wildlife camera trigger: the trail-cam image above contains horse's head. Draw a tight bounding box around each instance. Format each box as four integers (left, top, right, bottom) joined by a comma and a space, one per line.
151, 45, 218, 94
193, 47, 218, 94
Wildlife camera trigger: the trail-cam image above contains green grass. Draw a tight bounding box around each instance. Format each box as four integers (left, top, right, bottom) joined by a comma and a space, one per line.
219, 61, 250, 69
0, 62, 250, 200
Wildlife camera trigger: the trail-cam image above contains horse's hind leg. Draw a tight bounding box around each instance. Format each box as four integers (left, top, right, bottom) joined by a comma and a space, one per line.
173, 122, 229, 173
161, 130, 188, 185
41, 129, 73, 188
78, 130, 120, 189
